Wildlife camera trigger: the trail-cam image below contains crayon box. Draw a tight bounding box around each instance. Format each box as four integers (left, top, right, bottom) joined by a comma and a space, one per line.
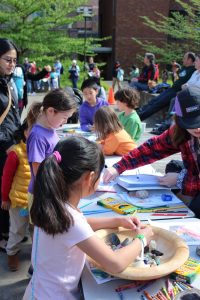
170, 257, 200, 283
97, 197, 137, 215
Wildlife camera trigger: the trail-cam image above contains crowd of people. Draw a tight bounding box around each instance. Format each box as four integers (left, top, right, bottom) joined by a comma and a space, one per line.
1, 36, 200, 299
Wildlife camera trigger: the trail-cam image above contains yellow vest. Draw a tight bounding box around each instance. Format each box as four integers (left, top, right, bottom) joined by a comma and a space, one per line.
9, 141, 31, 208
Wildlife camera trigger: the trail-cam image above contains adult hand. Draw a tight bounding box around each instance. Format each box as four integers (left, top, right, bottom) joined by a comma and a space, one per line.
158, 172, 178, 187
103, 167, 119, 183
118, 216, 141, 230
1, 200, 11, 210
136, 225, 154, 244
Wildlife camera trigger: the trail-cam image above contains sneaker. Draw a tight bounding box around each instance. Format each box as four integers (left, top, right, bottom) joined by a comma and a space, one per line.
8, 253, 19, 271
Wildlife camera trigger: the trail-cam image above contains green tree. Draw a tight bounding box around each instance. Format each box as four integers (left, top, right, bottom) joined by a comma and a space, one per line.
133, 0, 200, 63
0, 0, 98, 64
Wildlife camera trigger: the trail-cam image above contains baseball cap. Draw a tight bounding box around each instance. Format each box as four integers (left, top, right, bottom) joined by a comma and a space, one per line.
175, 87, 200, 129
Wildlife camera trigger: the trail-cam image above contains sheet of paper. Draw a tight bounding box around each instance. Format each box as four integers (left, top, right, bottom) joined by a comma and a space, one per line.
85, 260, 117, 284
116, 174, 174, 191
119, 190, 182, 208
150, 220, 200, 245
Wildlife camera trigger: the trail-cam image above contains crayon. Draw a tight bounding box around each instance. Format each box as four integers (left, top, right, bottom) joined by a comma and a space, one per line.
115, 281, 144, 292
79, 201, 93, 209
117, 291, 124, 300
144, 291, 153, 300
157, 291, 168, 300
137, 280, 155, 292
162, 287, 171, 300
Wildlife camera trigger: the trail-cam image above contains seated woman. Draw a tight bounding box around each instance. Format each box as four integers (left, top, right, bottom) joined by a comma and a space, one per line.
130, 53, 158, 91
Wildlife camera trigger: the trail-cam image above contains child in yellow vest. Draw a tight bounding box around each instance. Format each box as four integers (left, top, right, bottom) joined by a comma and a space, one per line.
94, 106, 137, 156
1, 120, 31, 271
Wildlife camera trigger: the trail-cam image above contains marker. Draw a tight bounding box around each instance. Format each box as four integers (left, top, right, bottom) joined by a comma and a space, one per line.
151, 213, 187, 217
79, 201, 93, 210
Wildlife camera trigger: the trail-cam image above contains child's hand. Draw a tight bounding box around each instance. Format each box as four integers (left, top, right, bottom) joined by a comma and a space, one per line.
119, 216, 141, 230
103, 167, 119, 183
1, 200, 11, 210
136, 225, 154, 244
158, 173, 178, 187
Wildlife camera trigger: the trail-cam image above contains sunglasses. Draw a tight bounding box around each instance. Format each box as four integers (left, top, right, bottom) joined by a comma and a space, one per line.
1, 57, 17, 64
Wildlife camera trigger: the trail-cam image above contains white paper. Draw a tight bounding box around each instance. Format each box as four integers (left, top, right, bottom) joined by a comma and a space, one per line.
116, 174, 174, 191
119, 190, 182, 208
150, 220, 200, 245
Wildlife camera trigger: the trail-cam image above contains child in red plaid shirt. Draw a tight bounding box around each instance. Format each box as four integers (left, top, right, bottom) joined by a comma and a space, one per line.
103, 86, 200, 218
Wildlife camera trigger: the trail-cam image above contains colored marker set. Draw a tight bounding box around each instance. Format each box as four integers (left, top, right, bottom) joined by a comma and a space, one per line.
114, 278, 193, 300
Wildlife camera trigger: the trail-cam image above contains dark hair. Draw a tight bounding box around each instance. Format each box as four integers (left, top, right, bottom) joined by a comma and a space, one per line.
132, 65, 137, 70
81, 78, 99, 91
94, 106, 123, 140
145, 52, 155, 64
181, 293, 200, 300
31, 136, 104, 235
172, 115, 190, 147
0, 38, 19, 59
14, 119, 28, 143
187, 52, 195, 62
114, 88, 140, 109
27, 89, 77, 128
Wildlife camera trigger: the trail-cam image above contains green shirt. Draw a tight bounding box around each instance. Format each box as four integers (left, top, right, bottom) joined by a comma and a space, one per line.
119, 111, 142, 142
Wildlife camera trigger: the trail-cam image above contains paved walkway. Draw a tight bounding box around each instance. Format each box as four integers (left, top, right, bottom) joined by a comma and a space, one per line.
0, 91, 181, 300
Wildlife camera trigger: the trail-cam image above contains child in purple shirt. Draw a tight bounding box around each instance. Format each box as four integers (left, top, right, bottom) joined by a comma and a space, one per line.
79, 78, 108, 131
27, 89, 77, 204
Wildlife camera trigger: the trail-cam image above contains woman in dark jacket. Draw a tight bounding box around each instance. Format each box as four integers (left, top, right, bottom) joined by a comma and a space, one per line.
0, 38, 21, 249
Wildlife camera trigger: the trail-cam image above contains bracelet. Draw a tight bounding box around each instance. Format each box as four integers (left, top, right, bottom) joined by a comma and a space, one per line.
135, 234, 147, 247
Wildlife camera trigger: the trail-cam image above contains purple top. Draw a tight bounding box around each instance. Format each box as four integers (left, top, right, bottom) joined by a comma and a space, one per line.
27, 124, 59, 193
79, 97, 108, 131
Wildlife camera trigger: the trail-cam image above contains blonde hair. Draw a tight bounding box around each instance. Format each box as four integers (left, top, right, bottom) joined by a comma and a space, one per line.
94, 106, 123, 140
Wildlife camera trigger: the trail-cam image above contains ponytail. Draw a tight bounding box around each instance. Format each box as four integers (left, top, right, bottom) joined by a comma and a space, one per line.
27, 102, 43, 129
31, 154, 73, 235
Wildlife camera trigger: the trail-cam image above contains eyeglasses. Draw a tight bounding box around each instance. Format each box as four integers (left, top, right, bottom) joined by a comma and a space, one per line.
0, 57, 17, 64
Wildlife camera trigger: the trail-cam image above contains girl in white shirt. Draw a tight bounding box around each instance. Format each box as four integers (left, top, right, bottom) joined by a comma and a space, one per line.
23, 136, 153, 300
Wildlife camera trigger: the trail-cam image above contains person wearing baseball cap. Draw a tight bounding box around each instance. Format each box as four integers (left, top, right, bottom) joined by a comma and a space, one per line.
103, 86, 200, 217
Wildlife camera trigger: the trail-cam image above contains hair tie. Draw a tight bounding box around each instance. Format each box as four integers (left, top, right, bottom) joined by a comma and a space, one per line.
53, 151, 62, 163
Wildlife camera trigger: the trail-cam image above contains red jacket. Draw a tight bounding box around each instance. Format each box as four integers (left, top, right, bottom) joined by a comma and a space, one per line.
113, 126, 200, 197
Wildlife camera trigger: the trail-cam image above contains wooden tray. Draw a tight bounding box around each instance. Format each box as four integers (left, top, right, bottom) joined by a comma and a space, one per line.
89, 226, 189, 280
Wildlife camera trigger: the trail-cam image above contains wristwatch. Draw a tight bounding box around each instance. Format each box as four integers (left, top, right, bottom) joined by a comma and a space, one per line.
135, 234, 147, 247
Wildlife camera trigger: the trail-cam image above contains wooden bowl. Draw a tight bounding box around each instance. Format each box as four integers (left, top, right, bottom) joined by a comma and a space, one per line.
90, 226, 189, 280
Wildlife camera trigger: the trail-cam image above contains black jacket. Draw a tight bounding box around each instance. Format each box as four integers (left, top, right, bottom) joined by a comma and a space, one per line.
0, 77, 21, 153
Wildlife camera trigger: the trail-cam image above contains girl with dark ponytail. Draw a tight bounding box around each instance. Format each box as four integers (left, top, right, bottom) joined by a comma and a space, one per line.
23, 136, 153, 300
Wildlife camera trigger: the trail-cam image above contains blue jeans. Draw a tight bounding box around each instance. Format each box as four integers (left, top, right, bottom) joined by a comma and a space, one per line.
129, 81, 149, 91
137, 88, 177, 121
71, 77, 78, 89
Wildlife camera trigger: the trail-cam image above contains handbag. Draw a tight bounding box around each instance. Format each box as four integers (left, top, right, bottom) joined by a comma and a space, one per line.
0, 85, 12, 125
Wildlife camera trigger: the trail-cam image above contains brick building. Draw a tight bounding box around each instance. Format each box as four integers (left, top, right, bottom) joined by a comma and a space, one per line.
98, 0, 188, 79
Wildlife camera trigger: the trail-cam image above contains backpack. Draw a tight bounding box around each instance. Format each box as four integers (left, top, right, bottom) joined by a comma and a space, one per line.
60, 65, 64, 74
